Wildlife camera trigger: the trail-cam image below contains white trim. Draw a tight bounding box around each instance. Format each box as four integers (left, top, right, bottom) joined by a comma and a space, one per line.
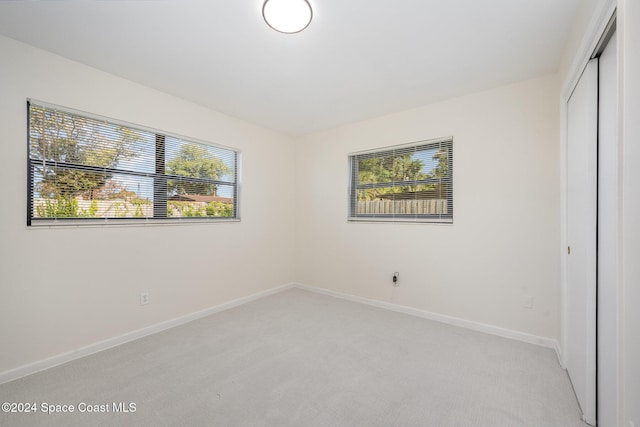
347, 217, 453, 224
560, 90, 569, 367
554, 340, 564, 367
561, 1, 617, 100
28, 218, 241, 229
295, 283, 560, 352
1, 281, 564, 385
0, 283, 295, 385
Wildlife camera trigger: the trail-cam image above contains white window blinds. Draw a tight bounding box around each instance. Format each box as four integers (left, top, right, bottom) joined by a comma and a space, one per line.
348, 137, 453, 223
27, 101, 239, 225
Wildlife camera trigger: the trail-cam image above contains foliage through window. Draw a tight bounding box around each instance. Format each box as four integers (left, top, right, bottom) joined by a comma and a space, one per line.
349, 138, 453, 222
27, 101, 239, 225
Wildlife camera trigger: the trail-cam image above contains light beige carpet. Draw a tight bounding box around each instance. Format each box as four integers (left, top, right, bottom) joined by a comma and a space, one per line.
0, 288, 586, 427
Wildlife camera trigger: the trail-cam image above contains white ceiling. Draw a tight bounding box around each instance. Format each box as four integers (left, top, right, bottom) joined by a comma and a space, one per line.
0, 0, 580, 136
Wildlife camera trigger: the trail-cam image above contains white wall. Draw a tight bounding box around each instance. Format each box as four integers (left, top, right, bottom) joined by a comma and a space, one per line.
620, 1, 640, 425
0, 35, 296, 375
294, 75, 561, 340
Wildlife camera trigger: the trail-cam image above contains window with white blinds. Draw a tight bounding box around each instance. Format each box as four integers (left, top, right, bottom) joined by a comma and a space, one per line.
27, 100, 239, 226
348, 137, 453, 223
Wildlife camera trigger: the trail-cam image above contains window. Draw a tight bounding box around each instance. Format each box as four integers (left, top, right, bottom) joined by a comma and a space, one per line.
27, 100, 239, 226
348, 137, 453, 223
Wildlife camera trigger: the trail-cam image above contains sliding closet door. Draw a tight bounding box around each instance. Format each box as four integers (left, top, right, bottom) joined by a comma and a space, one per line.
566, 58, 598, 425
597, 30, 619, 427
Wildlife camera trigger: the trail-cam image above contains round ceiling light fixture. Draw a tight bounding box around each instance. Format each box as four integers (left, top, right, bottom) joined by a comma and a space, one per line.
262, 0, 313, 34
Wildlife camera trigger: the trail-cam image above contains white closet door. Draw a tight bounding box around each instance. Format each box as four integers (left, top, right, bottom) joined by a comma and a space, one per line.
598, 30, 619, 427
566, 58, 598, 425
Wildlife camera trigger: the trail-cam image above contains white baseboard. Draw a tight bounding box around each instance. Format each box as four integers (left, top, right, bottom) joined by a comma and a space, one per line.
0, 283, 295, 385
294, 283, 560, 352
554, 341, 564, 367
1, 282, 562, 384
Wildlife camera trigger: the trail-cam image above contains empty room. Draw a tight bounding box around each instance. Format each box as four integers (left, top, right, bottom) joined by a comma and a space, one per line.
0, 1, 638, 426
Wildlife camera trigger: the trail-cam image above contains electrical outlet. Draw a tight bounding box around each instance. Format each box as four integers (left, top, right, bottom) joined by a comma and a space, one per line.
392, 272, 399, 287
140, 292, 149, 306
521, 295, 533, 309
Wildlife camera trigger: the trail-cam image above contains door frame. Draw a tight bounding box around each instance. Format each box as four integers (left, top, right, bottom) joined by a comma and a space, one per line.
596, 28, 619, 427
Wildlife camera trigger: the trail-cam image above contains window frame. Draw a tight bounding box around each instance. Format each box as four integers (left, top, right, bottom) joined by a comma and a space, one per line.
348, 137, 453, 223
27, 100, 241, 227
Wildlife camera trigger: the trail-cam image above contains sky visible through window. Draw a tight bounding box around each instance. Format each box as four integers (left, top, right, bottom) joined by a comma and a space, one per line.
102, 136, 237, 201
413, 148, 442, 177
